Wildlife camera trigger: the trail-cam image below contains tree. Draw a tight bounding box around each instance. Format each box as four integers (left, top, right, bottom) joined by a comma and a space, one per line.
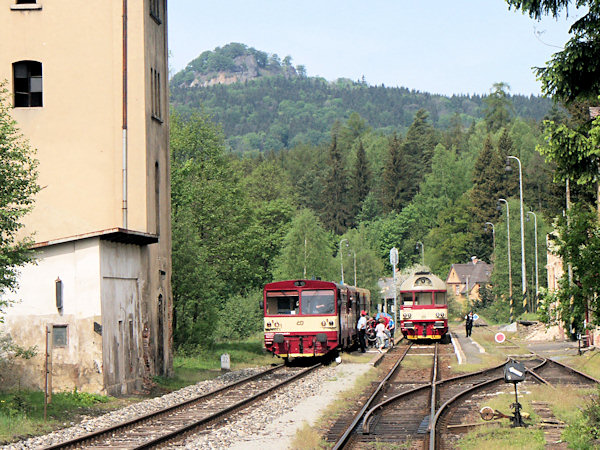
272, 209, 336, 281
381, 134, 407, 213
497, 128, 519, 198
170, 111, 260, 349
349, 139, 371, 222
470, 135, 505, 224
402, 109, 438, 191
506, 1, 600, 103
542, 204, 600, 332
320, 135, 351, 234
482, 82, 514, 132
0, 82, 40, 318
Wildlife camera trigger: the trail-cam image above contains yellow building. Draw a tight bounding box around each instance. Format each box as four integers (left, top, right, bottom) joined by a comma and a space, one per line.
446, 257, 492, 306
0, 0, 172, 395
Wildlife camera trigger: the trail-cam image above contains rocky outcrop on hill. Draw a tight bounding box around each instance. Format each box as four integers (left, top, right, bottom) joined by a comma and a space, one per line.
188, 54, 297, 88
172, 43, 300, 89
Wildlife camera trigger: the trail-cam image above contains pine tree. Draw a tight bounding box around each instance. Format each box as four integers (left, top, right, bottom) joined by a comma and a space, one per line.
496, 128, 519, 198
349, 139, 371, 224
469, 135, 505, 260
381, 134, 406, 213
320, 135, 351, 234
402, 109, 437, 192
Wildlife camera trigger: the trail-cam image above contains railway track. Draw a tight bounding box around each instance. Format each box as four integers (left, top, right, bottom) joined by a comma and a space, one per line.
329, 342, 455, 449
42, 363, 320, 449
329, 329, 600, 450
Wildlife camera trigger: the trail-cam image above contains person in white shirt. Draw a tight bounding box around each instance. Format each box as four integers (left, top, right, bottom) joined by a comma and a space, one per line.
356, 310, 368, 353
375, 318, 387, 352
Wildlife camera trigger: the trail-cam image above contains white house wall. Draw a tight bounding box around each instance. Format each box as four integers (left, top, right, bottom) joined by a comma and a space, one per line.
1, 238, 103, 392
100, 240, 146, 395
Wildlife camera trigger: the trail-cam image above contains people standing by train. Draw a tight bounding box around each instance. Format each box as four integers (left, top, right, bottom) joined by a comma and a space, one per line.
357, 310, 368, 353
465, 310, 474, 337
375, 318, 387, 352
387, 317, 395, 347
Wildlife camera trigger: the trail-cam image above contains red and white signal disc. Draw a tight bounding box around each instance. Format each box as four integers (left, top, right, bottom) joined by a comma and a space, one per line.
494, 332, 506, 344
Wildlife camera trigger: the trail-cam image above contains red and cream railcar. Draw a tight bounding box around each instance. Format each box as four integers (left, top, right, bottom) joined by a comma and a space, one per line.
399, 271, 449, 342
263, 280, 370, 359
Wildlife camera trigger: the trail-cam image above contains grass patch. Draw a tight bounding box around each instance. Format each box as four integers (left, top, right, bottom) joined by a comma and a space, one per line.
460, 382, 597, 449
340, 353, 373, 364
154, 336, 278, 391
561, 348, 600, 380
289, 421, 329, 449
458, 426, 545, 449
401, 355, 437, 370
0, 389, 118, 444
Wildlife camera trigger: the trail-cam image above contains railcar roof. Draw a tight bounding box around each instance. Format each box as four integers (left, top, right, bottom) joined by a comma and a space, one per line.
399, 271, 447, 291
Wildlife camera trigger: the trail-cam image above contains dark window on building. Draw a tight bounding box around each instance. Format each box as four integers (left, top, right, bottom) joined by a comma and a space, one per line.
52, 325, 67, 347
151, 67, 162, 122
150, 0, 161, 24
13, 61, 42, 107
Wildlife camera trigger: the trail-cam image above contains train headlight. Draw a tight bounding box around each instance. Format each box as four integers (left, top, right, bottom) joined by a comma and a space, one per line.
402, 313, 411, 319
321, 320, 327, 326
435, 312, 446, 318
266, 322, 272, 327
328, 320, 334, 326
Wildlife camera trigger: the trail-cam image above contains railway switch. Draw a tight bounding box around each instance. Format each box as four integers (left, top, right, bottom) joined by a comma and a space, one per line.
504, 360, 526, 427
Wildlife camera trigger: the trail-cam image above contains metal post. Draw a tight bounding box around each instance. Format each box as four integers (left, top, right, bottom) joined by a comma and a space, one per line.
390, 247, 399, 329
527, 211, 539, 310
416, 241, 424, 266
353, 252, 357, 287
499, 199, 513, 322
339, 238, 348, 284
507, 156, 527, 313
485, 222, 495, 254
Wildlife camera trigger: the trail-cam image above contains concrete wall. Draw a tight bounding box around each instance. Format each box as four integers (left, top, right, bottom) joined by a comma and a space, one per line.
2, 239, 104, 392
101, 241, 145, 395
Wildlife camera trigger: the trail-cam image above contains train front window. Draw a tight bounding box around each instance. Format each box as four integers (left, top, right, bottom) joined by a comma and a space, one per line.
266, 291, 299, 315
301, 290, 335, 315
435, 292, 447, 305
415, 292, 433, 305
402, 293, 413, 306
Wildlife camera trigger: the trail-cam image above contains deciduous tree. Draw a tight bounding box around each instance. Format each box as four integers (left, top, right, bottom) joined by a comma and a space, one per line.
0, 83, 40, 319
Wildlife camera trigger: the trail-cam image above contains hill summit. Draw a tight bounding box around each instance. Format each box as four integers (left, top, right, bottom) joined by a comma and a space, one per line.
171, 42, 304, 88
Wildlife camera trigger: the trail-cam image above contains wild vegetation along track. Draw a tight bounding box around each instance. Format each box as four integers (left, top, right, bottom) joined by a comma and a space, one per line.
43, 363, 319, 449
432, 356, 599, 450
331, 343, 457, 449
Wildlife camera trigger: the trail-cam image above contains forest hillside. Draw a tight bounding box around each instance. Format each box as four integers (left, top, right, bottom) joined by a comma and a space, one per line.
170, 43, 553, 153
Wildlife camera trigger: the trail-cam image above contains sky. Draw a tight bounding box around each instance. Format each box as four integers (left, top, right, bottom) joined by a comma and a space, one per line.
167, 1, 582, 97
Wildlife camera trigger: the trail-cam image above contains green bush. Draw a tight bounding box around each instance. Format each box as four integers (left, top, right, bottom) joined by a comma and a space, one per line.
59, 388, 108, 407
563, 387, 600, 449
215, 290, 263, 341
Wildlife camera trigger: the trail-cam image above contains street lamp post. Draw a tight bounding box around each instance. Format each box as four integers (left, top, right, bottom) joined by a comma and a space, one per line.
485, 222, 495, 254
527, 211, 539, 310
416, 241, 424, 266
353, 251, 357, 287
339, 238, 348, 284
506, 156, 527, 313
390, 247, 399, 330
498, 198, 513, 322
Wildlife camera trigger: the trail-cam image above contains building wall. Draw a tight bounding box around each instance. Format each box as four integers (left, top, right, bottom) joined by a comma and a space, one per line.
100, 240, 146, 395
3, 239, 104, 392
0, 0, 172, 392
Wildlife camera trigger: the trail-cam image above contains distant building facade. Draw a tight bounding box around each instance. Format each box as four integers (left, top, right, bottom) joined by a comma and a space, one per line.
0, 0, 172, 395
446, 257, 492, 305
